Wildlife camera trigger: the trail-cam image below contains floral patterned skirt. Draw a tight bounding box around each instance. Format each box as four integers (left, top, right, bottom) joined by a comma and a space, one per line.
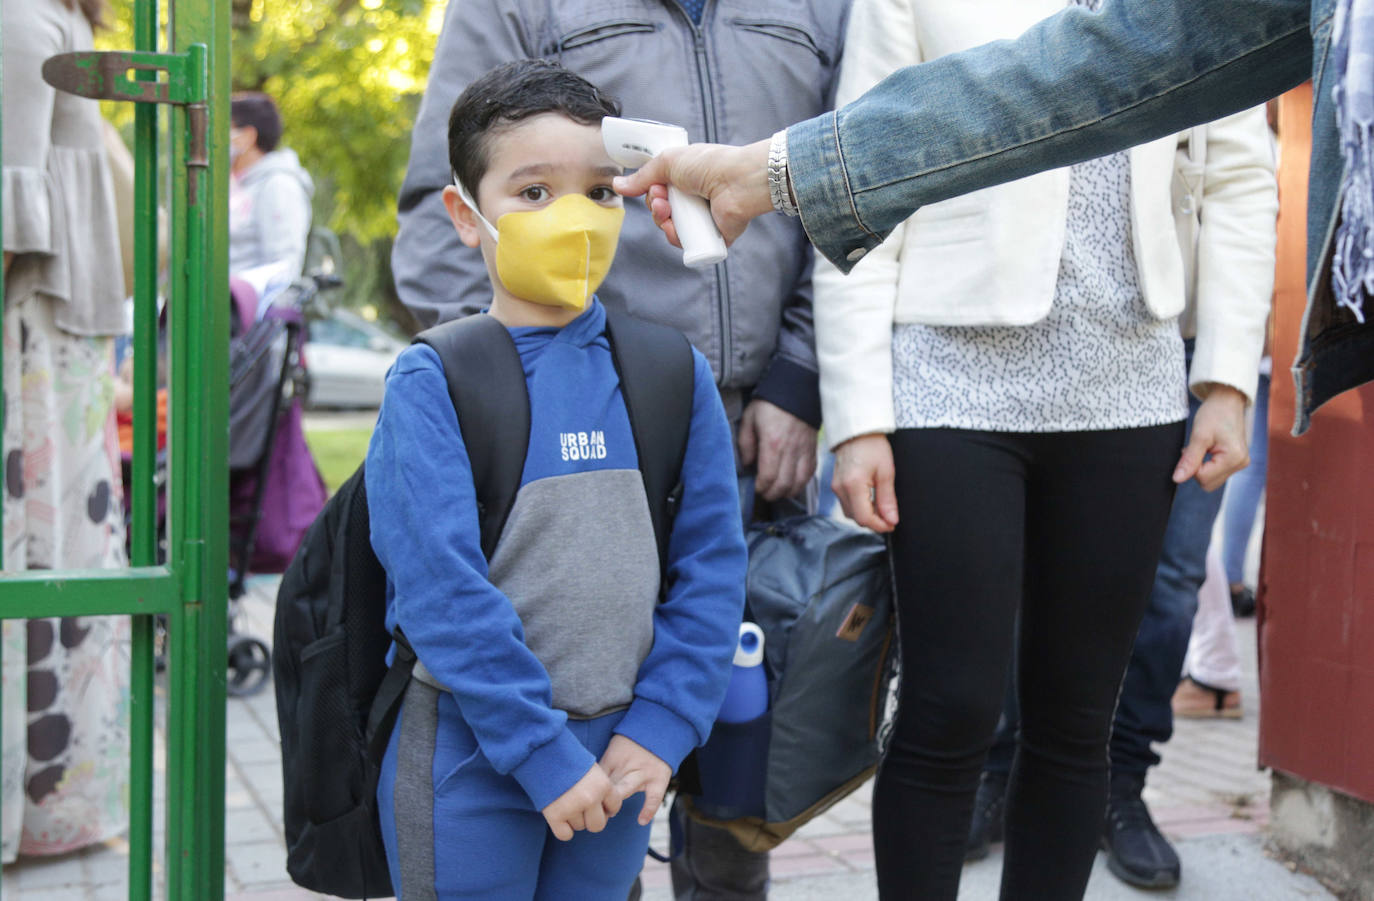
1, 290, 130, 860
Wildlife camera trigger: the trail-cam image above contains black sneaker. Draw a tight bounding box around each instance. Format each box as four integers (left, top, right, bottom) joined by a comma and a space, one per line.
1102, 775, 1180, 889
965, 770, 1008, 861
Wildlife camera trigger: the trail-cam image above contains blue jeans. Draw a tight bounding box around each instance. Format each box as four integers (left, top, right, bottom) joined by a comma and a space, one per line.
988, 369, 1223, 778
1111, 393, 1225, 776
1223, 371, 1270, 586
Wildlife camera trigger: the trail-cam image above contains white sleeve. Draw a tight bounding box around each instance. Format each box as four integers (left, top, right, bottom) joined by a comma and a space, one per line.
1189, 106, 1278, 403
813, 0, 921, 448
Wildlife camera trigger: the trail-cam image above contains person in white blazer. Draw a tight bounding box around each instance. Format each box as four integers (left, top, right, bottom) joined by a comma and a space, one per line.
812, 1, 1276, 899
957, 108, 1278, 892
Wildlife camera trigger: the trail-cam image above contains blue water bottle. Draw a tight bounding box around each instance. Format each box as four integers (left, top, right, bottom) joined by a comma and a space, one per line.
697, 623, 771, 818
718, 622, 768, 723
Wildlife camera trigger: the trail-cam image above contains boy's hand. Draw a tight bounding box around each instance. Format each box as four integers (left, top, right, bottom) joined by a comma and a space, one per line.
599, 735, 672, 826
542, 764, 621, 842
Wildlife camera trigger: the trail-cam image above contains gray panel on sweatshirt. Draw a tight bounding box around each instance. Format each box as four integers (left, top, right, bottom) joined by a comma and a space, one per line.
488, 468, 660, 718
393, 679, 439, 901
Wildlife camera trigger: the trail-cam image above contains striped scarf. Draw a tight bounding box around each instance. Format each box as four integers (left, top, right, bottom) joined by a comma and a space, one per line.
1332, 0, 1374, 322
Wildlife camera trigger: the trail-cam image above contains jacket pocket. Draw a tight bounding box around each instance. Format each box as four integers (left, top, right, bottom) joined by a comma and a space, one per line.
730, 18, 830, 64
558, 19, 658, 52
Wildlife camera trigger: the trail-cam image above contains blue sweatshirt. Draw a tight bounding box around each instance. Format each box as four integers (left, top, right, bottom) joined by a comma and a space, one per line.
366, 300, 747, 811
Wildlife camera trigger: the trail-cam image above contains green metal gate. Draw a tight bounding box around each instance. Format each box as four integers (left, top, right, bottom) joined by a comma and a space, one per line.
0, 0, 230, 897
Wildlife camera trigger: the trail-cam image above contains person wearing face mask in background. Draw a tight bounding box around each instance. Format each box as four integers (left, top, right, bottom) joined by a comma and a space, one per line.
367, 60, 747, 900
229, 92, 314, 286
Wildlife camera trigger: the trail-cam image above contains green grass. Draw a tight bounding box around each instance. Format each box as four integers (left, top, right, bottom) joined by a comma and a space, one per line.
304, 427, 372, 496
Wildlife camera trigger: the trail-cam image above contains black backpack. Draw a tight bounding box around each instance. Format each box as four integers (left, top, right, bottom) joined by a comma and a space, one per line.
272, 311, 694, 899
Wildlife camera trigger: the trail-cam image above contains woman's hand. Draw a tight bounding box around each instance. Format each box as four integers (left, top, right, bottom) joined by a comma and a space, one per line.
832, 433, 899, 533
1174, 384, 1250, 492
613, 140, 773, 248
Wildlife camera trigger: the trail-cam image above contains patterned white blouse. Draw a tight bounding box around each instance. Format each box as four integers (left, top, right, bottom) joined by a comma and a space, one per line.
890, 147, 1188, 433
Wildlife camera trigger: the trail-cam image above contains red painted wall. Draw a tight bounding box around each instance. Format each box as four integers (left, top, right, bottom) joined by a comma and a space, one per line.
1259, 83, 1374, 804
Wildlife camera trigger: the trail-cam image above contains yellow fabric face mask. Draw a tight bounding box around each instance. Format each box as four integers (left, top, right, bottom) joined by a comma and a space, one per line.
456, 180, 625, 311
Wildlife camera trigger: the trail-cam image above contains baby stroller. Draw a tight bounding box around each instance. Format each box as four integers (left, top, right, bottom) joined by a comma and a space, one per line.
224, 273, 334, 696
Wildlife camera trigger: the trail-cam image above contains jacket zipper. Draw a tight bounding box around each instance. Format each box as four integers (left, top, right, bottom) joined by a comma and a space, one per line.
671, 0, 733, 386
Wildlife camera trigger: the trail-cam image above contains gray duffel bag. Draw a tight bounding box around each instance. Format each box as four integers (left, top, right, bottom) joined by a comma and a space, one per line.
687, 515, 896, 852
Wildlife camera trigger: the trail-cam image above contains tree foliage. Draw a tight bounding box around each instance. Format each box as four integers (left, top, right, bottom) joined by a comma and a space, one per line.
103, 0, 444, 243
229, 0, 444, 242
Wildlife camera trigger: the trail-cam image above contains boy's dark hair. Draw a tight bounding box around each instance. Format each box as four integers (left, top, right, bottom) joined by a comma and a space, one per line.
231, 92, 284, 153
448, 59, 621, 199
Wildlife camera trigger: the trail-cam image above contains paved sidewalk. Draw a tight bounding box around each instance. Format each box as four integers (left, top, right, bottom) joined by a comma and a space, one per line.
0, 577, 1334, 900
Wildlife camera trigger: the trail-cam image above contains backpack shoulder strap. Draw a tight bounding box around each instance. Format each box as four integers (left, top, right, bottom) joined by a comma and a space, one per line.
603, 310, 695, 582
415, 314, 530, 559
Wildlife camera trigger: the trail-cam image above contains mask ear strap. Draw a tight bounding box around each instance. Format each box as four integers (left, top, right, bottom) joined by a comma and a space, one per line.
453, 174, 500, 242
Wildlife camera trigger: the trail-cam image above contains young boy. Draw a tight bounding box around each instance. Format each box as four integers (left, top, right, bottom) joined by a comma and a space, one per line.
366, 59, 748, 899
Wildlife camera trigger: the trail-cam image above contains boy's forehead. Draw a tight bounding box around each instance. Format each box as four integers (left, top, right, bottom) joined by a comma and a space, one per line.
486, 113, 618, 181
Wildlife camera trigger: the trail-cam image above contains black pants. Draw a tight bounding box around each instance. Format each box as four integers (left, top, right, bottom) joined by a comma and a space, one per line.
874, 424, 1183, 901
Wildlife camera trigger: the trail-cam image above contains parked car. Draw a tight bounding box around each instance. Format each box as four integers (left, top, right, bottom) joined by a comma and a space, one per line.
304, 309, 406, 409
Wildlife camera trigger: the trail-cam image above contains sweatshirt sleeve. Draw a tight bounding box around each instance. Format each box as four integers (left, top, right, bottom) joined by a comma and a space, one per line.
614, 350, 749, 770
366, 345, 595, 811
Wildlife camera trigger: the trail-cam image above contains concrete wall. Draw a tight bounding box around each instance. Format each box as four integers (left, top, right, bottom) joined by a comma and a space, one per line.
1270, 771, 1374, 900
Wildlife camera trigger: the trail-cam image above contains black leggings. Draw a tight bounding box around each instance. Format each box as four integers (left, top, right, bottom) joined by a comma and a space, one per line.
874, 424, 1183, 901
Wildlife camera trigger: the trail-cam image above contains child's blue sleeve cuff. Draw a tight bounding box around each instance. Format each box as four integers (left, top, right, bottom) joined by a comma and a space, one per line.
510, 727, 598, 812
615, 697, 702, 773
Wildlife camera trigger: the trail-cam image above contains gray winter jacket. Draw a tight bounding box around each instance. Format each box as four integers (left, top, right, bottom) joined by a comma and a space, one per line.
229, 148, 314, 278
392, 0, 850, 427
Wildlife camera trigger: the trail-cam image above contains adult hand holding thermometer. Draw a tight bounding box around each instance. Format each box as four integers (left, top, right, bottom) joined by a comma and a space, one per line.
603, 117, 729, 268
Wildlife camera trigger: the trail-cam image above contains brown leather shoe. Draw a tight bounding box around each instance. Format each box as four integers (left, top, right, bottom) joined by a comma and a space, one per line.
1172, 676, 1242, 719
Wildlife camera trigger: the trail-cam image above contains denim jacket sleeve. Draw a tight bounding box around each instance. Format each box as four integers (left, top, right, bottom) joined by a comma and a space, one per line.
786, 0, 1312, 273
391, 0, 537, 327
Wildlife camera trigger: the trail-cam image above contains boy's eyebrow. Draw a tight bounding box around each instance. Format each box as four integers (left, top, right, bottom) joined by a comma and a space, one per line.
505, 164, 622, 181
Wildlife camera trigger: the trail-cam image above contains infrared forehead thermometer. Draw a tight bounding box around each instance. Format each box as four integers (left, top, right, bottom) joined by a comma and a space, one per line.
602, 117, 729, 268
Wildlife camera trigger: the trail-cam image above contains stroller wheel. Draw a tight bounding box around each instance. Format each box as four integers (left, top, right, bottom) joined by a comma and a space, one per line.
226, 634, 271, 697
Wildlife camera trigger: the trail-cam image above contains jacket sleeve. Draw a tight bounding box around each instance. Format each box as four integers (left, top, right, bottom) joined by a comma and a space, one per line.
2, 3, 60, 255
812, 0, 920, 448
786, 0, 1311, 273
391, 0, 537, 327
614, 350, 748, 771
751, 257, 822, 429
1188, 106, 1278, 403
367, 345, 595, 811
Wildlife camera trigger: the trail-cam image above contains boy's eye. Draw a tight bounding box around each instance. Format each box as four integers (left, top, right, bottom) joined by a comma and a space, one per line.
588, 186, 618, 203
520, 186, 550, 203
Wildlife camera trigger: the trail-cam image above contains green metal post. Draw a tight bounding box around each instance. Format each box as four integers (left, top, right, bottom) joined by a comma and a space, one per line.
128, 2, 160, 894
167, 10, 227, 897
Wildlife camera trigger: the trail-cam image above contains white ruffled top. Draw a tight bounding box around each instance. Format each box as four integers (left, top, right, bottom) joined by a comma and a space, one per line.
3, 0, 125, 337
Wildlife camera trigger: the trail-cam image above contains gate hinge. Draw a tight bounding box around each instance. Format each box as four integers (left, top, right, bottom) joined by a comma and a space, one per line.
41, 46, 207, 107
43, 46, 210, 194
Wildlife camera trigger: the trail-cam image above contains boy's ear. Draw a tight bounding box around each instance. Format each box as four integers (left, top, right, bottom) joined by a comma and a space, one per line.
442, 185, 484, 249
